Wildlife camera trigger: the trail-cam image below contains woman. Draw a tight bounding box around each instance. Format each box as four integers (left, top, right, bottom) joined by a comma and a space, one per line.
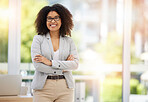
31, 4, 79, 102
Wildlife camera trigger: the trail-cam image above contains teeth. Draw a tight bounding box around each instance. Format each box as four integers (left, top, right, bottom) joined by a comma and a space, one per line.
50, 25, 56, 27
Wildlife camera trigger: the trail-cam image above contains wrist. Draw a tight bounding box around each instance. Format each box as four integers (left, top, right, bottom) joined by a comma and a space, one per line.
49, 60, 52, 66
45, 59, 52, 66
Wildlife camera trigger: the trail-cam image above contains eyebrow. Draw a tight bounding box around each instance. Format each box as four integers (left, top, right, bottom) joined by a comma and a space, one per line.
47, 15, 60, 18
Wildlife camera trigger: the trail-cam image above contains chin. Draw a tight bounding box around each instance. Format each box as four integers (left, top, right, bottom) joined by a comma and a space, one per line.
49, 27, 60, 31
50, 29, 58, 31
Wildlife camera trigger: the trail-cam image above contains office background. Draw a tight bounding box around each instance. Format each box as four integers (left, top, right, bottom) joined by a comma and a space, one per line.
0, 0, 148, 102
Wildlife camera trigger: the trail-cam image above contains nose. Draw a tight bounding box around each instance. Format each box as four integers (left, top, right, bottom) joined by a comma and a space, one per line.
51, 19, 55, 23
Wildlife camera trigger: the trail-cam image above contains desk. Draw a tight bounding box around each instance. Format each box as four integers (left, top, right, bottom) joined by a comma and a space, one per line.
0, 95, 33, 102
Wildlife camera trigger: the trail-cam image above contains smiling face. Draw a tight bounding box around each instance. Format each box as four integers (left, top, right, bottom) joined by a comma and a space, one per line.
46, 11, 61, 33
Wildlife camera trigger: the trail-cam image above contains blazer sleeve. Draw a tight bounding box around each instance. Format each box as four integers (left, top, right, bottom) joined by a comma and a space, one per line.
51, 38, 79, 71
31, 35, 62, 73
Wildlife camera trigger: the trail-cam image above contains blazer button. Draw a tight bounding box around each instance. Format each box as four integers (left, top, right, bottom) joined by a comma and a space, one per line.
59, 65, 60, 67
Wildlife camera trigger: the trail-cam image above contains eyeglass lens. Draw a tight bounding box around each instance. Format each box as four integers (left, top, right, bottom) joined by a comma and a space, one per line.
47, 16, 60, 22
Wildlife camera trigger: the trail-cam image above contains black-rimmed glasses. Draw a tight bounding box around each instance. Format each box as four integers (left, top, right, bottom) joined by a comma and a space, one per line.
47, 16, 60, 22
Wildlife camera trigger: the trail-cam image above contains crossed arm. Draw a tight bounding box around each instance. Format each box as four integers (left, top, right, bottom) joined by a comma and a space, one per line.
34, 54, 75, 73
31, 35, 79, 73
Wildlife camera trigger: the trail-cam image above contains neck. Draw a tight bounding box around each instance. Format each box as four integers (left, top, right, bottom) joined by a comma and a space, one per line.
50, 31, 60, 39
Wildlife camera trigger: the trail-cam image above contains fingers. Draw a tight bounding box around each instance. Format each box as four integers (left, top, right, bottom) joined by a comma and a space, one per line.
67, 55, 74, 61
69, 55, 74, 60
34, 55, 42, 62
35, 55, 42, 57
67, 55, 71, 61
34, 57, 41, 62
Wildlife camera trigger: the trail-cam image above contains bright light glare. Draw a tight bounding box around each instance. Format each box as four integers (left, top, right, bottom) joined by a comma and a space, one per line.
0, 8, 9, 21
140, 52, 148, 60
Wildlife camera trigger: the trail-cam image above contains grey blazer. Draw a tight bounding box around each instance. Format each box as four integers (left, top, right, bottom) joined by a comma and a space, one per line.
31, 33, 79, 90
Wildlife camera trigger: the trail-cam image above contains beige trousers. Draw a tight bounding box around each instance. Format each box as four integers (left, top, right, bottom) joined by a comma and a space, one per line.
33, 79, 74, 102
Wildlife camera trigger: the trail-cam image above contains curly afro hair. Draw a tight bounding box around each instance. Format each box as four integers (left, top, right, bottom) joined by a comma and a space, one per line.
34, 4, 74, 37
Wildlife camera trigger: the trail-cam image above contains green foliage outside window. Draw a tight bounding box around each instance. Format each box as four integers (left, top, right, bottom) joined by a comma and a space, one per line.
0, 0, 48, 63
21, 0, 48, 62
0, 0, 8, 62
101, 78, 146, 102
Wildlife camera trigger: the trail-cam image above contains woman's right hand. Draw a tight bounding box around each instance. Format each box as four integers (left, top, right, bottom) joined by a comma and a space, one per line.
66, 54, 74, 61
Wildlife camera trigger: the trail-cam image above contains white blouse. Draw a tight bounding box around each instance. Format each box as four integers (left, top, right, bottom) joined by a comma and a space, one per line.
53, 49, 59, 60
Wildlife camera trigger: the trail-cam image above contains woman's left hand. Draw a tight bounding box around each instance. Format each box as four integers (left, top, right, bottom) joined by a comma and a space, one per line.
34, 55, 52, 66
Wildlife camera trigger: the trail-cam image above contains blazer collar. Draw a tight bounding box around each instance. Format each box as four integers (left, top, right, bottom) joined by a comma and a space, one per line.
46, 32, 50, 39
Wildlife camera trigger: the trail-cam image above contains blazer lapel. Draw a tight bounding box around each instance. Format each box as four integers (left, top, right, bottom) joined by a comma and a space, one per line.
46, 33, 54, 60
59, 36, 64, 60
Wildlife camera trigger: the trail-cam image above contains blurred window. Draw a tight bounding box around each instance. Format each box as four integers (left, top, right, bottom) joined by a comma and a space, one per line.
0, 0, 9, 74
